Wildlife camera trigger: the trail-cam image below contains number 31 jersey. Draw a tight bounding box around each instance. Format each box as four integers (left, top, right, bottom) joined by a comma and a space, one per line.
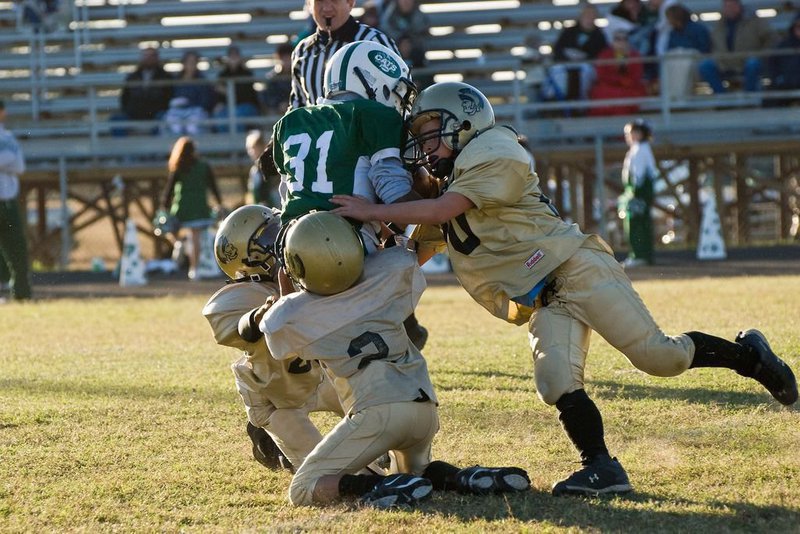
273, 99, 406, 224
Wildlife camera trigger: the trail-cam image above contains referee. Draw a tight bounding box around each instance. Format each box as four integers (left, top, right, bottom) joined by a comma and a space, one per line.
289, 0, 401, 110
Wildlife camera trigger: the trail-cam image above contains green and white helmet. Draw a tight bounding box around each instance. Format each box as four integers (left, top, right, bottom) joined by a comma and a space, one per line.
324, 40, 417, 115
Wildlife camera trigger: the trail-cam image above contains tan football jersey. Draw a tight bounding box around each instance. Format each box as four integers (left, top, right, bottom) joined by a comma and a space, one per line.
202, 282, 324, 409
414, 126, 589, 325
260, 247, 437, 414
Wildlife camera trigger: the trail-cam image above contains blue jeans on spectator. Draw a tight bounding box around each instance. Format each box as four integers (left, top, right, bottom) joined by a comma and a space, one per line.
698, 57, 763, 93
213, 103, 259, 133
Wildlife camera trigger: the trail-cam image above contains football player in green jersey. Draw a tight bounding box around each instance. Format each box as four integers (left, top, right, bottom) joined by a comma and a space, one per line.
331, 81, 798, 497
272, 40, 430, 349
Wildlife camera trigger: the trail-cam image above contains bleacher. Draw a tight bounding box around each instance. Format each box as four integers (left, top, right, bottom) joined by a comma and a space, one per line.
2, 0, 800, 262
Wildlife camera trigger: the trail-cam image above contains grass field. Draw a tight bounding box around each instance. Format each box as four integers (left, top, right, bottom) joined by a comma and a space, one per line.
1, 276, 799, 532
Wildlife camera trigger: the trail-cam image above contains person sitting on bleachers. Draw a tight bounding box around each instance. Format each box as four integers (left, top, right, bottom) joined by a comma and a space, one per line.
379, 0, 429, 72
660, 4, 711, 99
698, 0, 776, 94
766, 13, 800, 107
165, 50, 217, 136
543, 3, 607, 106
589, 29, 647, 116
261, 42, 294, 115
610, 0, 656, 56
359, 0, 382, 28
112, 47, 174, 137
213, 45, 262, 133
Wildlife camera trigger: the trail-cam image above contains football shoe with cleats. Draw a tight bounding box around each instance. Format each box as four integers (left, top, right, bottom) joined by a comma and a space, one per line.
456, 465, 531, 495
735, 329, 798, 406
361, 474, 433, 509
552, 455, 632, 497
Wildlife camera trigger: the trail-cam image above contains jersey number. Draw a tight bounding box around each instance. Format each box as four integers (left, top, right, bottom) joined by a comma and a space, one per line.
442, 214, 481, 255
347, 331, 389, 370
283, 130, 334, 194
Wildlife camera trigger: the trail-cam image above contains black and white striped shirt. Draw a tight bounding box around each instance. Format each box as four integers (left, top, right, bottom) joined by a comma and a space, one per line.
289, 16, 400, 110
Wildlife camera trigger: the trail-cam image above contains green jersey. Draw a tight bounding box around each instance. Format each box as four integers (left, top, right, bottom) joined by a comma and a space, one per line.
273, 99, 406, 224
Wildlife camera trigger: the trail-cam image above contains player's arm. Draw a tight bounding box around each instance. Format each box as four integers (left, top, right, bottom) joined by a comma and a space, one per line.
237, 297, 276, 342
331, 191, 473, 226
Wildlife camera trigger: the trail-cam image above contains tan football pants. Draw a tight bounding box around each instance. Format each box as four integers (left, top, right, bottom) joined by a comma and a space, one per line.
232, 357, 343, 468
529, 235, 695, 405
289, 400, 439, 506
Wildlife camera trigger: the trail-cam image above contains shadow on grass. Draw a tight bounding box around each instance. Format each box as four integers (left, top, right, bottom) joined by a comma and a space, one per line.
0, 377, 232, 405
419, 489, 800, 530
432, 370, 786, 409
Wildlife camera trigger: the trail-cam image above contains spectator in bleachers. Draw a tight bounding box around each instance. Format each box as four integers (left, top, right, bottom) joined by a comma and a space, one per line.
544, 3, 606, 105
245, 130, 280, 207
767, 13, 800, 106
0, 99, 31, 301
14, 0, 60, 32
359, 0, 381, 28
165, 50, 217, 136
610, 0, 655, 55
289, 0, 400, 110
112, 47, 173, 137
379, 0, 429, 68
659, 4, 711, 99
213, 45, 261, 133
161, 136, 224, 281
589, 29, 647, 116
261, 42, 293, 115
698, 0, 776, 93
665, 4, 711, 54
397, 33, 432, 90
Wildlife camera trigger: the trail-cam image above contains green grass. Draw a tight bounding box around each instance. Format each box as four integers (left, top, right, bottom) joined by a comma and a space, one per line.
1, 277, 799, 532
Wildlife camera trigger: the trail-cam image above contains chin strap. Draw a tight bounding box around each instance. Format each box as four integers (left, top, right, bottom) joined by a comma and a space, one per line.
430, 157, 455, 179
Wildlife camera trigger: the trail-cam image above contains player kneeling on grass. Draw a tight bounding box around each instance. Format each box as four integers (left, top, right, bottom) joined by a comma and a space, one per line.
202, 205, 346, 471
331, 81, 799, 497
258, 211, 530, 508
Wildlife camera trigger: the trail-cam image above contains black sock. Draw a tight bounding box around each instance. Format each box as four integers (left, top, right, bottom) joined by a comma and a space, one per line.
555, 389, 609, 464
403, 313, 420, 330
422, 460, 461, 491
338, 474, 384, 497
687, 331, 757, 375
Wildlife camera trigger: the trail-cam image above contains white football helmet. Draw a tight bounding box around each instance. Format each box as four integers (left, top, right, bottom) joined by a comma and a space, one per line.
324, 40, 417, 115
282, 211, 365, 296
214, 205, 282, 281
403, 81, 495, 176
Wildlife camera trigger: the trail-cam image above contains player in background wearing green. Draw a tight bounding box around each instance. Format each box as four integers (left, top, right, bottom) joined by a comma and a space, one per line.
331, 81, 798, 497
259, 211, 530, 508
271, 40, 429, 349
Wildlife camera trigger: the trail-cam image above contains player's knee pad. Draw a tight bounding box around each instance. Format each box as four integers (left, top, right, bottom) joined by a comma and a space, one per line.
288, 472, 316, 506
231, 360, 275, 428
625, 332, 692, 377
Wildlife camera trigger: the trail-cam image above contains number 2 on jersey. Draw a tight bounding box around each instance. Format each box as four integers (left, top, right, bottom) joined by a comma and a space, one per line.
283, 130, 334, 194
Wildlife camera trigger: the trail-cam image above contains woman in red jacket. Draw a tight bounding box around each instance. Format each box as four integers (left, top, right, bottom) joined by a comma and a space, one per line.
589, 30, 647, 116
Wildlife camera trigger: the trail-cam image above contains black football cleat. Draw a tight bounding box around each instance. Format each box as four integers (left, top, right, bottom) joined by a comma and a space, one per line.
360, 474, 433, 509
455, 465, 531, 495
735, 329, 798, 406
552, 456, 632, 497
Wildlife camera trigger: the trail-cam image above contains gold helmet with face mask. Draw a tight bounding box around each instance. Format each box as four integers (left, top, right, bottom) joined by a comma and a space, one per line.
403, 81, 495, 177
282, 211, 365, 296
214, 205, 282, 281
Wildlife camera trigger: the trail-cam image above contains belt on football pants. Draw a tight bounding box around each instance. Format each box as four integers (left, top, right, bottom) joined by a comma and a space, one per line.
511, 275, 555, 309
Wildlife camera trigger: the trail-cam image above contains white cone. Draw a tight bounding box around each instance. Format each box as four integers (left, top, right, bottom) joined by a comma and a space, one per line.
696, 192, 727, 260
195, 226, 223, 279
119, 218, 148, 286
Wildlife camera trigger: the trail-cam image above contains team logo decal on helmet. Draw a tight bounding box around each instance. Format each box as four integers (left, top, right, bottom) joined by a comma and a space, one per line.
368, 50, 401, 79
458, 87, 484, 116
215, 235, 238, 264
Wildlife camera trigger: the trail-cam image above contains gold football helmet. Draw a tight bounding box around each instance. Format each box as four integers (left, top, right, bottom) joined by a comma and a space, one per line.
214, 205, 282, 281
282, 211, 365, 295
